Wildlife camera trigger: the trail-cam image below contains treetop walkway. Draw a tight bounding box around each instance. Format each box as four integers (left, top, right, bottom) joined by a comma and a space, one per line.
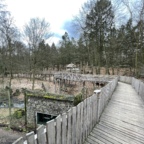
84, 82, 144, 144
12, 76, 144, 144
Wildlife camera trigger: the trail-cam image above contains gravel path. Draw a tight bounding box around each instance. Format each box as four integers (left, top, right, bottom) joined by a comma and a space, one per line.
0, 127, 25, 144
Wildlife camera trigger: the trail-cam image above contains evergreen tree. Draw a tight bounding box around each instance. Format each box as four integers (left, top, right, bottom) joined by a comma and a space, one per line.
84, 0, 114, 73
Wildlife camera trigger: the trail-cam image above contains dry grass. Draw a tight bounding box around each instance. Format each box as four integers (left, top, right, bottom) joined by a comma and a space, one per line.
0, 108, 18, 118
0, 108, 19, 125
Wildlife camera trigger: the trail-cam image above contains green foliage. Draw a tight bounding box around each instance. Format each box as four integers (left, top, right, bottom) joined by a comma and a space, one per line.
59, 32, 78, 66
73, 93, 82, 106
13, 89, 20, 96
4, 127, 11, 131
0, 0, 144, 76
26, 90, 74, 101
13, 109, 25, 119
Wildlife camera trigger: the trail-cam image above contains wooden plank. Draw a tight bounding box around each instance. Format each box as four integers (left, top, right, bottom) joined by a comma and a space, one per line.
90, 132, 112, 144
67, 109, 72, 144
37, 125, 46, 144
56, 115, 62, 144
96, 124, 143, 144
84, 141, 92, 144
119, 76, 126, 83
86, 137, 99, 144
94, 94, 98, 125
97, 92, 101, 121
86, 98, 89, 138
86, 98, 90, 136
93, 128, 126, 144
76, 103, 81, 144
92, 128, 121, 144
100, 121, 144, 142
62, 113, 67, 144
12, 137, 24, 144
139, 82, 144, 100
103, 107, 144, 120
83, 99, 87, 141
102, 112, 144, 129
126, 76, 132, 84
100, 116, 144, 136
103, 109, 144, 122
91, 95, 95, 127
88, 135, 105, 144
26, 131, 36, 144
106, 101, 144, 111
72, 107, 76, 144
46, 119, 55, 144
89, 97, 93, 132
80, 102, 84, 143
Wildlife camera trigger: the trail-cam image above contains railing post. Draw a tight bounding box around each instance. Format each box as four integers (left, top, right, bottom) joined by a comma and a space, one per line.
46, 119, 55, 144
37, 125, 46, 144
95, 90, 101, 123
26, 131, 35, 144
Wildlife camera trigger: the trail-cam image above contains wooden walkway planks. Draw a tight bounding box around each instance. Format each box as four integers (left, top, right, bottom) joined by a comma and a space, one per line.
84, 82, 144, 144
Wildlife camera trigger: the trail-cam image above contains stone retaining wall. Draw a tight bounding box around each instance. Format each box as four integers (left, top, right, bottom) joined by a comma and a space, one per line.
27, 96, 74, 126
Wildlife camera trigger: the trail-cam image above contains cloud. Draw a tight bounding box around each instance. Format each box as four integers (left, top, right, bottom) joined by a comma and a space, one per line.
61, 20, 80, 39
5, 0, 87, 44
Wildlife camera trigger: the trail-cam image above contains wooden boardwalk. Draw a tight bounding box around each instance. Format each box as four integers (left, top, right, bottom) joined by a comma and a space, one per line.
84, 82, 144, 144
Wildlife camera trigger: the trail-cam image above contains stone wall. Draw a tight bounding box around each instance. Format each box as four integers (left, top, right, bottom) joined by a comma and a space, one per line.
27, 96, 74, 126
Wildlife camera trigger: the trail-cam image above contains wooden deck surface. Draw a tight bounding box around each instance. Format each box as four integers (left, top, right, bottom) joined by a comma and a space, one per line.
84, 82, 144, 144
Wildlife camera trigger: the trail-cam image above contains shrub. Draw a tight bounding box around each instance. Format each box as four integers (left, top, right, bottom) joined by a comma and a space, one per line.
73, 93, 82, 106
13, 109, 25, 119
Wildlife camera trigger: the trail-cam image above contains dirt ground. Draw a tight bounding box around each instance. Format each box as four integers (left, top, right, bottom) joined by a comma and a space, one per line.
0, 77, 91, 98
0, 127, 25, 144
0, 75, 105, 143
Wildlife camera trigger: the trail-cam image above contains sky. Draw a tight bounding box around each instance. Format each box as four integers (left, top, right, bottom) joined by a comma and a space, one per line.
5, 0, 87, 45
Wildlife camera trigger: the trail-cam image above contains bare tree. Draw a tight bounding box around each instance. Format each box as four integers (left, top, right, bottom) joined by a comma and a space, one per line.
0, 12, 19, 86
23, 17, 52, 89
122, 0, 144, 77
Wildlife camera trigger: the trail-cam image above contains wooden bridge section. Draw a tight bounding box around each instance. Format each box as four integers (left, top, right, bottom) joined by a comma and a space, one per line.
12, 76, 144, 144
84, 82, 144, 144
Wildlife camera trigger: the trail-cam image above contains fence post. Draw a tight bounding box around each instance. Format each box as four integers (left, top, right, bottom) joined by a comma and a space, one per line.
46, 119, 55, 144
96, 90, 101, 123
37, 125, 46, 144
26, 131, 35, 144
62, 113, 67, 144
76, 104, 81, 144
72, 107, 76, 144
80, 102, 84, 144
56, 115, 62, 144
67, 109, 72, 144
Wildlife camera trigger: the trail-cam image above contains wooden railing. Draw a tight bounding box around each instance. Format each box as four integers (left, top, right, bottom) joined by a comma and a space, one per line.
0, 73, 54, 80
12, 77, 118, 144
119, 76, 144, 102
54, 72, 115, 82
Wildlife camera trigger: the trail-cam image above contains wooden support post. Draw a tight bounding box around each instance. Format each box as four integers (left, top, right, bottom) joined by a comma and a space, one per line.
64, 79, 67, 92
7, 88, 11, 129
96, 90, 101, 122
59, 79, 61, 94
55, 79, 56, 93
24, 91, 27, 129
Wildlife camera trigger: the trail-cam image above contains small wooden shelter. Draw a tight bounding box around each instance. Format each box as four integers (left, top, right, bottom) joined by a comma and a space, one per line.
66, 63, 76, 72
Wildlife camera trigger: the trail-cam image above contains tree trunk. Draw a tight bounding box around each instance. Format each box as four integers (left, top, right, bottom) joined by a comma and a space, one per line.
32, 68, 35, 90
7, 87, 11, 129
